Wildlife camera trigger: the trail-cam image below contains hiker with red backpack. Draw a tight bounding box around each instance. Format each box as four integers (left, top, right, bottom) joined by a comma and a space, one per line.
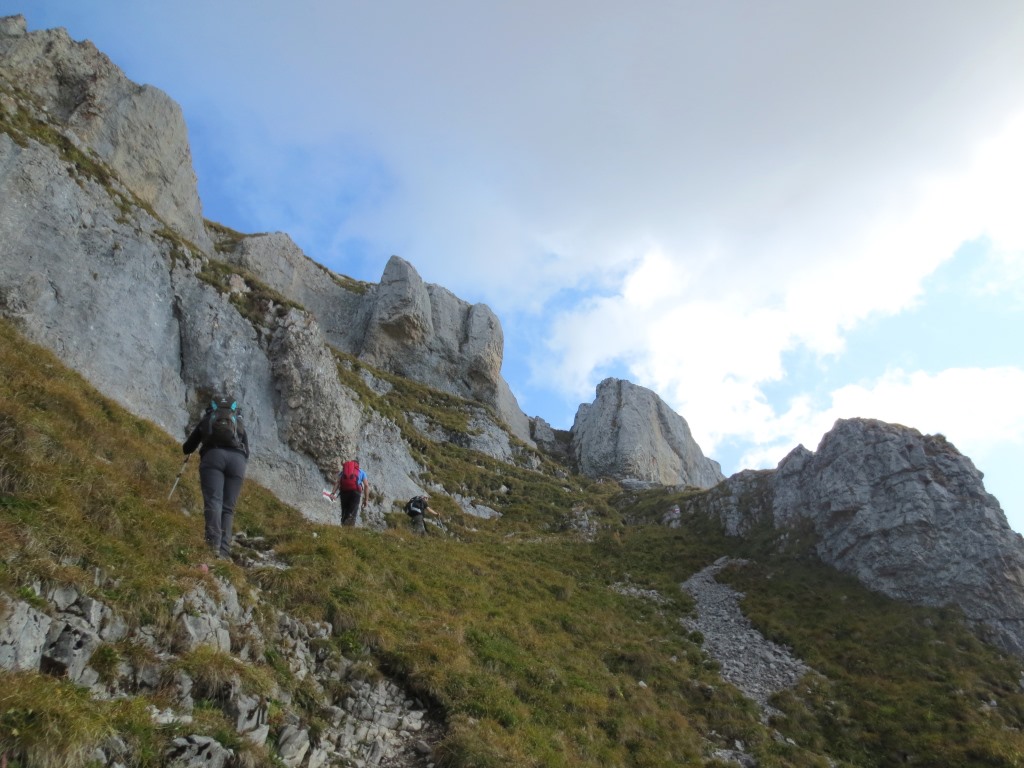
182, 393, 250, 560
330, 458, 369, 526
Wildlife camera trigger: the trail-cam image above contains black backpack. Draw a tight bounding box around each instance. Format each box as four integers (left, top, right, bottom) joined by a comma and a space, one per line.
405, 496, 427, 517
205, 395, 243, 450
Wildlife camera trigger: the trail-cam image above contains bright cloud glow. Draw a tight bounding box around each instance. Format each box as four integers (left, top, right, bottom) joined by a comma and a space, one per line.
740, 366, 1024, 463
545, 107, 1024, 455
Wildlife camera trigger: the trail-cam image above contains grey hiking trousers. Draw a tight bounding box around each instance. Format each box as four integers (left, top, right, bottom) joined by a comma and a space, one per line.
199, 447, 247, 557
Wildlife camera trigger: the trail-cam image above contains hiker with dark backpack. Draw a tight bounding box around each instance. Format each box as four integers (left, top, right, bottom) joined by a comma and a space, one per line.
404, 494, 438, 535
182, 393, 250, 560
330, 458, 368, 527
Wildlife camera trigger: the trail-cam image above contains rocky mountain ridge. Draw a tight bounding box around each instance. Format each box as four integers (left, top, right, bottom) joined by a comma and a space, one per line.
2, 12, 1023, 653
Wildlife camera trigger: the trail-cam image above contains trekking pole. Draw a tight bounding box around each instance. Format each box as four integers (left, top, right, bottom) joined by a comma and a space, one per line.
167, 453, 191, 500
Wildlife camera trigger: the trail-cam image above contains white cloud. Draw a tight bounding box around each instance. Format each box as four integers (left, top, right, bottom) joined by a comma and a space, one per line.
79, 0, 1019, 316
827, 368, 1024, 446
541, 105, 1024, 449
748, 366, 1024, 462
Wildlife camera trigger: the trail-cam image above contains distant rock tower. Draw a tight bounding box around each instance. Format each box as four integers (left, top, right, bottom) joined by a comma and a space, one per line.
570, 378, 724, 488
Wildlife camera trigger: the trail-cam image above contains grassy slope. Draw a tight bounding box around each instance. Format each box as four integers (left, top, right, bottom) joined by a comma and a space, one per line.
2, 318, 1024, 767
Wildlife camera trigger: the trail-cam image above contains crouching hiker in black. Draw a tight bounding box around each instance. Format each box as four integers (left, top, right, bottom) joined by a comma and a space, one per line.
182, 393, 250, 560
404, 495, 438, 535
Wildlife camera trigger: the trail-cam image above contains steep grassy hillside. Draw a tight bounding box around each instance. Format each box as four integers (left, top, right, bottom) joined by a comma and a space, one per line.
3, 318, 1024, 767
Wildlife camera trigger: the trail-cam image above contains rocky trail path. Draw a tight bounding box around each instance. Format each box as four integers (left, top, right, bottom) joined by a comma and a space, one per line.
615, 557, 817, 766
680, 557, 817, 766
681, 557, 812, 716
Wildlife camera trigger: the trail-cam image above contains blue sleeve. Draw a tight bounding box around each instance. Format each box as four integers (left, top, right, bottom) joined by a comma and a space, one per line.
359, 470, 367, 483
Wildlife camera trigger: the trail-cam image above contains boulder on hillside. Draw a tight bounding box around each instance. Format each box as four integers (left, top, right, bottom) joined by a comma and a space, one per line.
571, 378, 724, 489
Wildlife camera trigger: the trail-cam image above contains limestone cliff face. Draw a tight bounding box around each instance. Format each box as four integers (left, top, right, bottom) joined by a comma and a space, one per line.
0, 15, 531, 525
0, 85, 190, 436
0, 15, 210, 252
688, 418, 1024, 658
571, 378, 724, 489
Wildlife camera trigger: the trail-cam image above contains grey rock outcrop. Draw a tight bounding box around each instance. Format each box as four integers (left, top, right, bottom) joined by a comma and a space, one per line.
0, 599, 51, 671
774, 418, 1024, 658
0, 15, 211, 252
571, 378, 724, 488
689, 418, 1024, 658
266, 309, 365, 475
0, 534, 444, 765
221, 234, 534, 447
356, 254, 532, 446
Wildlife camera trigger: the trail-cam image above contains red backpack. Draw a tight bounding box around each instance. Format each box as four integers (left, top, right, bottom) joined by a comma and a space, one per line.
338, 460, 361, 492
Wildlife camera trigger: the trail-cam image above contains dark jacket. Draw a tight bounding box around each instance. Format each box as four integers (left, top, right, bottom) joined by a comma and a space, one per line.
183, 409, 250, 459
405, 496, 429, 516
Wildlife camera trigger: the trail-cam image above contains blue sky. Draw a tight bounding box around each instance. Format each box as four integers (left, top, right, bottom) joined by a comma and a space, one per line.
7, 2, 1023, 529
